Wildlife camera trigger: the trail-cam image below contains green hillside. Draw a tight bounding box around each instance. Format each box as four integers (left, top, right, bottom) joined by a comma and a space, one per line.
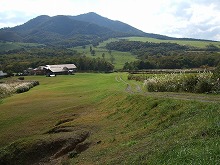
0, 42, 44, 52
0, 73, 219, 164
71, 39, 137, 70
123, 37, 220, 48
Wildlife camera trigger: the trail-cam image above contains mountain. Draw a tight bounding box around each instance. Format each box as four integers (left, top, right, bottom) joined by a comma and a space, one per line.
70, 12, 186, 40
71, 12, 145, 36
0, 13, 140, 47
0, 12, 211, 47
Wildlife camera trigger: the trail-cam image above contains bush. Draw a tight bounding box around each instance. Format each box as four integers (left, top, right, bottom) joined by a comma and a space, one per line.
181, 75, 198, 92
195, 79, 213, 93
18, 77, 24, 80
16, 86, 29, 93
16, 81, 39, 94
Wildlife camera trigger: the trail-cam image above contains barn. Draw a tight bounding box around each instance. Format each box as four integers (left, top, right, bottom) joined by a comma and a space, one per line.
44, 64, 77, 76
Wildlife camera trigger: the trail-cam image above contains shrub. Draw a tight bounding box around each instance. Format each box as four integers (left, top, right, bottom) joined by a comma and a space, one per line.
18, 77, 24, 80
16, 86, 29, 93
181, 75, 198, 92
15, 81, 39, 94
195, 79, 213, 93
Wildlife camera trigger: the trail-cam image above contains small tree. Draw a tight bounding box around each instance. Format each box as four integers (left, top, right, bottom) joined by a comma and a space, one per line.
91, 50, 96, 56
110, 54, 115, 64
212, 64, 220, 80
102, 53, 105, 59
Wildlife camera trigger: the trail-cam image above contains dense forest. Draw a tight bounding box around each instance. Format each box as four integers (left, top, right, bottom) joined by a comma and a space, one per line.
106, 40, 189, 54
105, 40, 220, 70
0, 47, 114, 74
123, 52, 220, 70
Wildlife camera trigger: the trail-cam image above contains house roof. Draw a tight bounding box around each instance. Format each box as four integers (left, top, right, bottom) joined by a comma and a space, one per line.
44, 64, 76, 73
49, 68, 66, 73
45, 64, 76, 69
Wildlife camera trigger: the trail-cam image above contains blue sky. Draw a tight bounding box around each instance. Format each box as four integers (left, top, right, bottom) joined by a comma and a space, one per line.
0, 0, 220, 41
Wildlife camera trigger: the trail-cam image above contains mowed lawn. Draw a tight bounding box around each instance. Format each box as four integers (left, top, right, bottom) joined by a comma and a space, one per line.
0, 73, 220, 164
0, 73, 127, 146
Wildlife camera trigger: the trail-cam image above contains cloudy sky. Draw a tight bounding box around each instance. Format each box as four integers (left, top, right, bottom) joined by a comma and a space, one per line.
0, 0, 220, 41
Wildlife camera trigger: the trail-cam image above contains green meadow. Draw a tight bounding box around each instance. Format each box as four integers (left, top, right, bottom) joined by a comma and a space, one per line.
123, 36, 220, 48
71, 39, 137, 70
0, 42, 44, 52
0, 73, 219, 164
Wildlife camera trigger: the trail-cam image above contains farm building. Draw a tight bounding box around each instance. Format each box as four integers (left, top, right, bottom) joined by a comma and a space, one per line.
33, 66, 46, 75
44, 64, 77, 76
0, 71, 7, 78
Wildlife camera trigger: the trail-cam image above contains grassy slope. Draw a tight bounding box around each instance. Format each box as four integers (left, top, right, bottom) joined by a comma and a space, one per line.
0, 73, 219, 164
0, 42, 44, 52
123, 37, 220, 48
71, 39, 137, 70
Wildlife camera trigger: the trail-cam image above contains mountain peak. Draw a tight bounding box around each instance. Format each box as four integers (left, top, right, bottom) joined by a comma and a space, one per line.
78, 12, 100, 16
85, 12, 99, 15
71, 12, 145, 36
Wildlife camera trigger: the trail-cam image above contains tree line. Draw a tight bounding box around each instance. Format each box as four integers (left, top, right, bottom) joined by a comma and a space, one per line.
123, 52, 220, 70
106, 40, 190, 56
0, 47, 114, 74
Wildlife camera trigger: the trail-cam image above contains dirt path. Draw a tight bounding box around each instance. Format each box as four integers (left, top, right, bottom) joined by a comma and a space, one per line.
115, 75, 144, 94
115, 74, 220, 103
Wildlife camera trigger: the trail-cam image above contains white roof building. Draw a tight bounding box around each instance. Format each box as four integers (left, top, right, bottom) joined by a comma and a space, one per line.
0, 71, 7, 77
44, 64, 77, 74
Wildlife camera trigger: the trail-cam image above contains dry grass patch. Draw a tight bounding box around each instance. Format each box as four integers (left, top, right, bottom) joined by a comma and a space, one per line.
0, 80, 39, 98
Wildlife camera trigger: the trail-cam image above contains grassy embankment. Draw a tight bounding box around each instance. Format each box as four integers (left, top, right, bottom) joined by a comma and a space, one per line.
0, 73, 219, 164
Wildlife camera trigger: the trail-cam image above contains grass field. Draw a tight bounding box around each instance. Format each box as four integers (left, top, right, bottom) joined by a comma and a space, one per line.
0, 42, 44, 52
123, 37, 220, 48
0, 73, 219, 164
71, 39, 137, 70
